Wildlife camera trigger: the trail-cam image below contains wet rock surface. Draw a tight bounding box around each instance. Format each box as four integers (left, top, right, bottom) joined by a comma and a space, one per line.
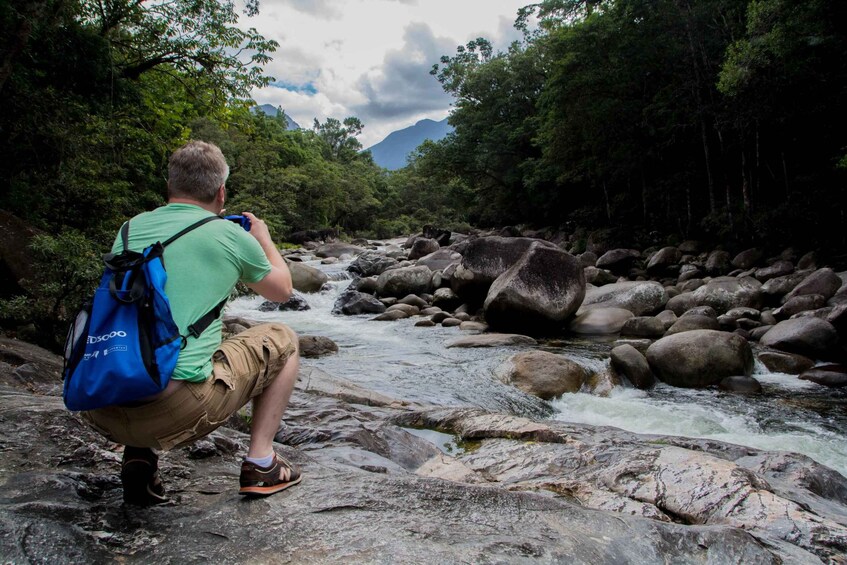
0, 340, 846, 563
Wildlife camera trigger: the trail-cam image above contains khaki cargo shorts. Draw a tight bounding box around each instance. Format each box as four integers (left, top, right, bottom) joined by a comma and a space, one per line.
81, 323, 298, 451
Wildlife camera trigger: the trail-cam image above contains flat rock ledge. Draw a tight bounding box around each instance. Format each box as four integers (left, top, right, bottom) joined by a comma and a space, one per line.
1, 339, 845, 564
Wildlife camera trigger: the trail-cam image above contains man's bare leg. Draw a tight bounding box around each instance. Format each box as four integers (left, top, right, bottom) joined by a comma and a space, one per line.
247, 351, 300, 459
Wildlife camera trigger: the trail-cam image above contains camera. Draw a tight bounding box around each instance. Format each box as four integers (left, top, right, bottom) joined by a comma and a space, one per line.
224, 215, 252, 232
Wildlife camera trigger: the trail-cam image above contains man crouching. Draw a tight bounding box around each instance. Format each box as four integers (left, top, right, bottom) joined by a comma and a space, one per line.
82, 140, 301, 504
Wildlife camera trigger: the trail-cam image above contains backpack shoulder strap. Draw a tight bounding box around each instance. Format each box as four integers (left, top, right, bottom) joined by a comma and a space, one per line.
120, 221, 130, 252
162, 215, 222, 248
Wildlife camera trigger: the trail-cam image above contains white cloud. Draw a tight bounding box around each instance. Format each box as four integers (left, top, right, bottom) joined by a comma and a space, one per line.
242, 0, 529, 146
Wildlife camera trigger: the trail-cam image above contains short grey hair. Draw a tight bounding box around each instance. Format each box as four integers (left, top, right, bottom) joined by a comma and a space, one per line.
167, 140, 230, 202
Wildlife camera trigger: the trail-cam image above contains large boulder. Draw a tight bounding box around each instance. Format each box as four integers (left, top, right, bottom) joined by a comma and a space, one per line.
580, 281, 668, 316
483, 243, 585, 332
759, 318, 839, 359
451, 236, 556, 304
782, 267, 843, 303
416, 249, 462, 272
496, 351, 588, 399
376, 265, 433, 298
761, 271, 811, 301
288, 260, 329, 293
347, 251, 399, 277
646, 330, 754, 388
691, 276, 762, 314
314, 241, 365, 258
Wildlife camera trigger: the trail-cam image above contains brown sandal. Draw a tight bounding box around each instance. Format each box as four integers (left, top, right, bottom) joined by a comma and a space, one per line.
239, 453, 302, 497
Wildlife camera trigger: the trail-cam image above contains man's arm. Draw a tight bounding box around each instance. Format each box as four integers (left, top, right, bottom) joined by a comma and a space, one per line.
241, 212, 293, 302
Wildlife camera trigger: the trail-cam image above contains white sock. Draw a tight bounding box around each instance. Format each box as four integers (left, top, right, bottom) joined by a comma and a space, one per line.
245, 453, 274, 468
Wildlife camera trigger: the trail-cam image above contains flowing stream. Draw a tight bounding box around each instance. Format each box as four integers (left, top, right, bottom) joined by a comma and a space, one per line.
226, 251, 847, 477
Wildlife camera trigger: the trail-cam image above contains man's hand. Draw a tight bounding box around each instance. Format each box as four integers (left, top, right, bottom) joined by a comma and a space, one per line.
242, 212, 272, 247
241, 212, 293, 302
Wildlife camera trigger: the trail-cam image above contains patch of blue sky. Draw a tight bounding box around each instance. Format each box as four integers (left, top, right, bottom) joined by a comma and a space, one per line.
270, 80, 318, 95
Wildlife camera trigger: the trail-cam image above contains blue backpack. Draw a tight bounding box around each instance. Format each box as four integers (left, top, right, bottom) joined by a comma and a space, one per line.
62, 216, 227, 411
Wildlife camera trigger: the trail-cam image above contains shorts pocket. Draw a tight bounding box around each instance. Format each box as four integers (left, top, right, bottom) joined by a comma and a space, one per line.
157, 412, 219, 451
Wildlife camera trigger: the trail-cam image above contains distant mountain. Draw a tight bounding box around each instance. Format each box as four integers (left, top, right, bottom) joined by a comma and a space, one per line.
366, 118, 453, 170
255, 104, 301, 130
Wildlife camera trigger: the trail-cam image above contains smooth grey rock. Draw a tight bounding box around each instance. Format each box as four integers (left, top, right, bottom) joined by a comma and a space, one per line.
682, 305, 718, 318
761, 271, 812, 300
774, 294, 826, 318
610, 345, 655, 389
432, 287, 462, 311
646, 246, 681, 275
288, 260, 329, 293
691, 276, 762, 314
665, 314, 720, 336
755, 260, 795, 282
332, 290, 386, 315
415, 319, 435, 327
583, 266, 617, 286
408, 238, 440, 261
451, 236, 557, 303
646, 330, 754, 388
445, 334, 537, 348
758, 351, 815, 374
705, 250, 731, 275
387, 303, 420, 316
377, 265, 433, 298
415, 249, 462, 272
371, 310, 409, 321
398, 294, 428, 308
666, 293, 696, 316
484, 243, 585, 333
783, 267, 843, 303
569, 308, 634, 335
299, 335, 339, 358
731, 248, 763, 270
441, 317, 462, 327
655, 310, 678, 330
760, 318, 839, 359
620, 317, 666, 338
314, 242, 365, 258
580, 281, 668, 316
347, 251, 399, 277
799, 365, 847, 388
497, 351, 588, 399
596, 248, 641, 274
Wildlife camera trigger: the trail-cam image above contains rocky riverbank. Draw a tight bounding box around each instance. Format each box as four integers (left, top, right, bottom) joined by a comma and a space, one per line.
2, 334, 846, 563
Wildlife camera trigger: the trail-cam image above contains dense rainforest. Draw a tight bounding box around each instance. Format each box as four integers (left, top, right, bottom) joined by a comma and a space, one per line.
1, 0, 846, 347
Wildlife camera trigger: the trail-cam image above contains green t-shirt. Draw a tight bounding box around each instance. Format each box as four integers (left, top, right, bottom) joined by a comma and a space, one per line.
112, 203, 271, 382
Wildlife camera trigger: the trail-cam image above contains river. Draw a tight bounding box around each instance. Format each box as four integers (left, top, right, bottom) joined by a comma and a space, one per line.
226, 252, 847, 477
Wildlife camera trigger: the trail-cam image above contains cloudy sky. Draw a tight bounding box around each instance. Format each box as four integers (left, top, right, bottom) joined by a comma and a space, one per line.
239, 0, 531, 147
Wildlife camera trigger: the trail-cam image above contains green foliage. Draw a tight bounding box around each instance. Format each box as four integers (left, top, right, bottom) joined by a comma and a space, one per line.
0, 231, 101, 348
405, 0, 847, 251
